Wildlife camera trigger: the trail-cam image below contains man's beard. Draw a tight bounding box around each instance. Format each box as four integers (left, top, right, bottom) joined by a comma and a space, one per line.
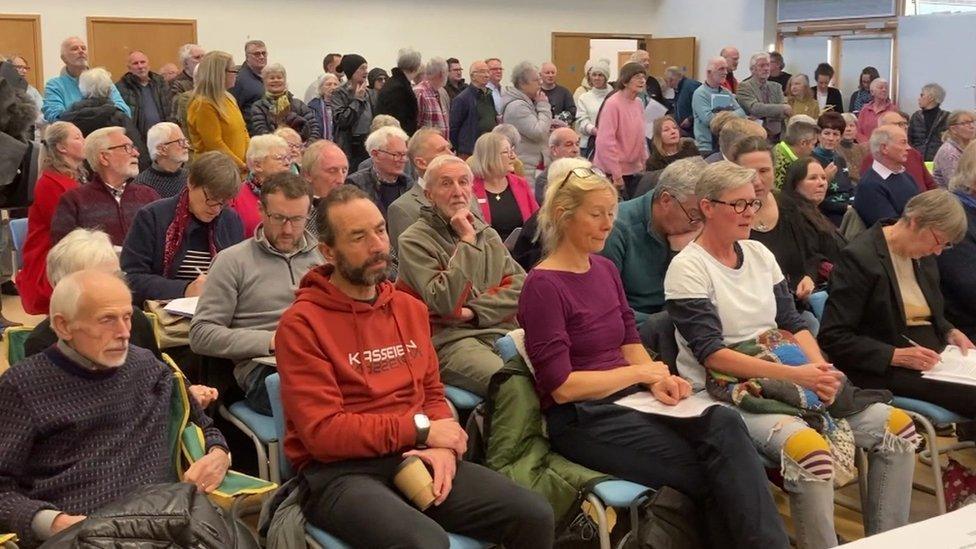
335, 250, 392, 287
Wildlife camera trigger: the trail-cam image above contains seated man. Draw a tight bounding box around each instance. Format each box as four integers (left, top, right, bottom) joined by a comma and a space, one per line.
0, 270, 229, 548
772, 120, 818, 189
50, 126, 160, 246
190, 172, 323, 415
133, 121, 190, 198
276, 185, 553, 548
860, 110, 936, 192
855, 123, 919, 227
397, 156, 525, 396
302, 139, 350, 236
601, 157, 706, 327
346, 125, 414, 218
534, 127, 581, 204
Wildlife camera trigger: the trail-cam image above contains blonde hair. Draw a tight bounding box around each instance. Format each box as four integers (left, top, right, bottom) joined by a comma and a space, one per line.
949, 140, 976, 196
537, 160, 616, 254
696, 161, 757, 201
369, 114, 401, 133
902, 189, 967, 243
470, 133, 510, 179
651, 115, 679, 157
944, 110, 976, 143
41, 122, 83, 178
786, 74, 813, 101
193, 51, 236, 117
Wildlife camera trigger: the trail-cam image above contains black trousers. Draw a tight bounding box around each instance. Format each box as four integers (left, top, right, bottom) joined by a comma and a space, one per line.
851, 366, 976, 419
546, 400, 789, 549
302, 457, 554, 549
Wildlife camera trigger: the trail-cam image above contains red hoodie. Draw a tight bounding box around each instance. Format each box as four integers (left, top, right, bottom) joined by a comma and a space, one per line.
276, 265, 453, 471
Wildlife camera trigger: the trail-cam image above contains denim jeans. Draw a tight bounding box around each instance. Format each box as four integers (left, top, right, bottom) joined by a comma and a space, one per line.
738, 403, 916, 548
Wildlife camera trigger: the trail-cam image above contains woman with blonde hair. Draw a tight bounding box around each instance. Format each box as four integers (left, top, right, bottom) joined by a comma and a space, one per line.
785, 74, 820, 120
248, 63, 320, 141
646, 115, 699, 171
187, 51, 249, 170
518, 163, 789, 548
932, 109, 976, 187
469, 132, 538, 240
16, 121, 86, 315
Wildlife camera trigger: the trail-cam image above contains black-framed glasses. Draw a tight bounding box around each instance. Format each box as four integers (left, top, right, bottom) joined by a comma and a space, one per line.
673, 196, 703, 225
709, 198, 763, 214
266, 212, 309, 227
106, 143, 136, 154
201, 187, 229, 208
162, 138, 190, 148
376, 149, 407, 161
930, 228, 954, 250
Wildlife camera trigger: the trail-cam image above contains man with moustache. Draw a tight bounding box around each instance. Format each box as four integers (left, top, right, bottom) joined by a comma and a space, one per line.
42, 36, 131, 121
134, 122, 191, 198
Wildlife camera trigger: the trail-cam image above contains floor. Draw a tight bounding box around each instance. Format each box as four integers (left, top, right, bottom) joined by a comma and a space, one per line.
1, 293, 972, 546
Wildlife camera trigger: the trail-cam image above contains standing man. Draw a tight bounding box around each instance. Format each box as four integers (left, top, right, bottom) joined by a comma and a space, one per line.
116, 50, 172, 141
664, 66, 701, 138
539, 62, 575, 125
171, 43, 205, 96
629, 50, 665, 105
444, 57, 467, 102
231, 40, 268, 128
42, 36, 131, 121
414, 58, 450, 138
768, 52, 792, 91
485, 58, 505, 115
691, 57, 745, 155
736, 53, 790, 142
719, 46, 740, 93
450, 60, 496, 158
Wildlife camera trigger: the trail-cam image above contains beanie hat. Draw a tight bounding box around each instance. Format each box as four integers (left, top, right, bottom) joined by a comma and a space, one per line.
367, 67, 389, 89
339, 54, 367, 81
588, 59, 611, 80
617, 62, 647, 88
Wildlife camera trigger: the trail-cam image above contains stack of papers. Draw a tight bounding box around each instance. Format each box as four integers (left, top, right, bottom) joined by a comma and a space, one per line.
615, 390, 718, 418
921, 345, 976, 387
163, 296, 199, 318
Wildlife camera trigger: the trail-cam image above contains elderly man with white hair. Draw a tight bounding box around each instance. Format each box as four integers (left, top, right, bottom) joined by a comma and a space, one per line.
736, 52, 791, 142
539, 61, 575, 124
377, 48, 423, 135
534, 126, 580, 203
346, 125, 414, 217
854, 123, 919, 227
116, 50, 172, 140
691, 56, 745, 155
413, 57, 451, 138
133, 122, 190, 197
171, 43, 205, 95
42, 36, 131, 121
501, 61, 552, 180
50, 126, 159, 246
0, 269, 229, 548
397, 154, 526, 396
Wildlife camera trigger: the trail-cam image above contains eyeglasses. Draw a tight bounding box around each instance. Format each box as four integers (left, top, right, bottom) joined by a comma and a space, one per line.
709, 198, 763, 214
12, 64, 29, 72
106, 143, 137, 154
269, 154, 290, 164
557, 167, 608, 189
266, 212, 309, 227
952, 120, 976, 128
930, 228, 954, 250
376, 149, 408, 161
162, 138, 190, 148
672, 196, 703, 225
201, 187, 230, 208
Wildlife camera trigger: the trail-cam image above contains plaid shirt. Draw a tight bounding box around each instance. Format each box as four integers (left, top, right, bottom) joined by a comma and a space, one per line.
413, 81, 449, 138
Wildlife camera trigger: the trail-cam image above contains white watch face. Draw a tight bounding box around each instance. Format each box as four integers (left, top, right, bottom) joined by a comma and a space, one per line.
415, 414, 430, 429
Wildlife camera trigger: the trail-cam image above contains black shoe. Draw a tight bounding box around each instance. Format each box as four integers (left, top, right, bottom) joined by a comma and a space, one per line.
1, 280, 18, 296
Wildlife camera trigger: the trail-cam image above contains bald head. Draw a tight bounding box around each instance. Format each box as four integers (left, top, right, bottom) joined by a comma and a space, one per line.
549, 127, 581, 160
50, 270, 132, 368
303, 140, 349, 198
720, 47, 740, 70
879, 110, 908, 127
705, 57, 729, 87
408, 128, 454, 177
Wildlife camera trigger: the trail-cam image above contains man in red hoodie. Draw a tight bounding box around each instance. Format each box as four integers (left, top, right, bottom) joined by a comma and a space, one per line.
276, 185, 554, 548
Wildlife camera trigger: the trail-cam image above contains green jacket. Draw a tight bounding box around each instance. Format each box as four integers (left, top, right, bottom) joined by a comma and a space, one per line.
484, 354, 609, 528
397, 205, 524, 349
773, 141, 798, 190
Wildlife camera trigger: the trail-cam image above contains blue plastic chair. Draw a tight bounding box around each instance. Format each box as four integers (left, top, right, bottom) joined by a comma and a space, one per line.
9, 217, 27, 270
808, 290, 828, 322
218, 401, 279, 484
493, 331, 652, 549
444, 384, 483, 421
891, 396, 974, 514
265, 374, 489, 548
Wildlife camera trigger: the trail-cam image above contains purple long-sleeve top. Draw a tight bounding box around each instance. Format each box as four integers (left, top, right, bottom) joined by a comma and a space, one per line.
517, 255, 641, 409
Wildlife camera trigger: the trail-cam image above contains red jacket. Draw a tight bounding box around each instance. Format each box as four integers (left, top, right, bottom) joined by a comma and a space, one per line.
230, 183, 261, 238
17, 170, 80, 314
472, 173, 539, 225
276, 265, 453, 470
860, 148, 936, 193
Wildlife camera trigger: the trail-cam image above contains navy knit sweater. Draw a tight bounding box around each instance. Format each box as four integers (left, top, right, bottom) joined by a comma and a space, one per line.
133, 163, 189, 199
853, 167, 919, 228
0, 345, 226, 547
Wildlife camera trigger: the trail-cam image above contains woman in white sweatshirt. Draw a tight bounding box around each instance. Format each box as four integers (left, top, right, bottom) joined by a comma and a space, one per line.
575, 60, 612, 157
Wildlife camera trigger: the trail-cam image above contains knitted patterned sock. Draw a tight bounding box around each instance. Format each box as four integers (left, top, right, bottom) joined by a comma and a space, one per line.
784, 427, 834, 482
887, 408, 921, 446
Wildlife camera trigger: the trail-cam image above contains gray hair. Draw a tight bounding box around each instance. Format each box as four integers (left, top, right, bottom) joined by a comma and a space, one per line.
78, 67, 114, 98
46, 228, 118, 287
902, 189, 967, 243
842, 112, 857, 126
397, 48, 423, 72
470, 133, 511, 179
318, 73, 340, 93
783, 120, 819, 146
178, 43, 201, 65
424, 155, 472, 189
696, 161, 757, 201
511, 61, 539, 88
492, 123, 521, 149
365, 125, 409, 154
949, 140, 976, 195
654, 157, 707, 201
84, 126, 125, 167
244, 40, 266, 52
246, 134, 288, 164
424, 57, 449, 79
369, 114, 401, 133
548, 127, 579, 148
870, 78, 888, 93
787, 114, 817, 128
749, 52, 770, 71
146, 122, 181, 161
664, 66, 683, 79
921, 83, 946, 105
50, 270, 130, 326
262, 63, 286, 79
869, 124, 901, 157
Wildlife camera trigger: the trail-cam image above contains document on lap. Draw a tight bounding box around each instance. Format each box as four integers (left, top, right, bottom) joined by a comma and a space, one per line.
615, 390, 719, 418
163, 296, 199, 318
920, 345, 976, 387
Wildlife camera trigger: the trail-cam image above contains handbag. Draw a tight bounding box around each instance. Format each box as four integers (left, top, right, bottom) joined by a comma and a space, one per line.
144, 299, 191, 349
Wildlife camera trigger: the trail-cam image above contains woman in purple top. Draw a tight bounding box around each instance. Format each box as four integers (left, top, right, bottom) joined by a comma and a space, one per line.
517, 159, 789, 548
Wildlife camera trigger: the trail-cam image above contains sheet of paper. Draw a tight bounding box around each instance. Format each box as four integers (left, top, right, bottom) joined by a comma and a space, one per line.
253, 356, 277, 367
615, 390, 719, 418
921, 345, 976, 386
840, 504, 976, 548
710, 94, 732, 111
163, 296, 199, 318
643, 99, 669, 139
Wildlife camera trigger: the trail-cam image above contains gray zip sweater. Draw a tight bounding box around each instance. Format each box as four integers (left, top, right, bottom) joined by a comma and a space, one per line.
189, 225, 323, 386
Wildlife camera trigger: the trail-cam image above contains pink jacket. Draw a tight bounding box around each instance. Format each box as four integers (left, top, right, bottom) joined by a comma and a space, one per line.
593, 92, 649, 178
472, 173, 539, 225
856, 99, 896, 143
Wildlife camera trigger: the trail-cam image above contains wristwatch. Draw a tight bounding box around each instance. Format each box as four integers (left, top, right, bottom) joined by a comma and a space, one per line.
414, 413, 431, 446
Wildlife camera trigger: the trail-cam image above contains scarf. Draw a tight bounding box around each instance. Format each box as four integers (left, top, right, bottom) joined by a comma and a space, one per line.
162, 188, 218, 277
265, 90, 292, 116
245, 173, 261, 197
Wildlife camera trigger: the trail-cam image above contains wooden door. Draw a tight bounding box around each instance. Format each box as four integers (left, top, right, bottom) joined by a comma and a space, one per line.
648, 37, 697, 79
87, 17, 196, 82
552, 35, 591, 91
0, 14, 43, 90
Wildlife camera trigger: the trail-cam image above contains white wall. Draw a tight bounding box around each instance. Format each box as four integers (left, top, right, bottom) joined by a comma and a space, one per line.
8, 0, 654, 94
589, 39, 638, 81
898, 12, 976, 110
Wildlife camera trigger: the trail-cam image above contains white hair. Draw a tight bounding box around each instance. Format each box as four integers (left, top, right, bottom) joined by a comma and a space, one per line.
397, 48, 423, 72
146, 122, 181, 161
511, 61, 539, 87
921, 83, 946, 105
424, 57, 449, 79
423, 155, 472, 190
262, 63, 286, 79
50, 270, 130, 327
178, 43, 201, 65
78, 67, 114, 99
870, 124, 901, 157
749, 52, 770, 70
246, 134, 288, 164
318, 73, 339, 93
365, 126, 409, 154
84, 126, 126, 167
870, 78, 888, 93
46, 228, 119, 287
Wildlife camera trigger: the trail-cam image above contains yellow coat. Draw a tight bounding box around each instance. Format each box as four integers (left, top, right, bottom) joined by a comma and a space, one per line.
788, 97, 821, 120
187, 95, 249, 170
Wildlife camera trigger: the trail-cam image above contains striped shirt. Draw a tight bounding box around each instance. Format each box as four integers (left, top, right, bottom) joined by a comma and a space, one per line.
174, 249, 212, 279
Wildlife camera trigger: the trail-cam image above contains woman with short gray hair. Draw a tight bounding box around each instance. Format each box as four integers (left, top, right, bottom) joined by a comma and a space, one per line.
933, 109, 976, 187
249, 63, 321, 142
500, 61, 551, 180
909, 82, 950, 161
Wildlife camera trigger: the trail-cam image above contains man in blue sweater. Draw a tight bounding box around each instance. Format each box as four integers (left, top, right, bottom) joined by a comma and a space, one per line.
854, 123, 919, 227
692, 57, 745, 155
42, 36, 131, 122
664, 66, 701, 138
0, 270, 229, 548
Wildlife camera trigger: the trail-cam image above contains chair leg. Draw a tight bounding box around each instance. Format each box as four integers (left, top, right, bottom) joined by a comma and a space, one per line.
269, 441, 281, 485
905, 410, 947, 515
585, 493, 612, 549
305, 534, 324, 549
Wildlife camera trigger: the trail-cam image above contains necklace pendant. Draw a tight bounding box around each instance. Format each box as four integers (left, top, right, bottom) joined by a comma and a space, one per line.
494, 193, 501, 201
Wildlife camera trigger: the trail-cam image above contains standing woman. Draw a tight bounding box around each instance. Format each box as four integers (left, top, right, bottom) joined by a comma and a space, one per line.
470, 132, 538, 241
308, 73, 340, 142
17, 121, 86, 315
932, 110, 976, 187
248, 64, 320, 142
850, 66, 881, 116
856, 78, 896, 143
574, 60, 611, 158
593, 62, 649, 199
785, 74, 820, 120
187, 51, 248, 171
518, 166, 790, 548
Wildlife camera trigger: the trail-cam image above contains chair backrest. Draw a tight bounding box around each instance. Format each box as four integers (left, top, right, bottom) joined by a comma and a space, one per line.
9, 218, 27, 269
4, 325, 34, 369
265, 373, 294, 480
809, 291, 828, 322
839, 206, 867, 242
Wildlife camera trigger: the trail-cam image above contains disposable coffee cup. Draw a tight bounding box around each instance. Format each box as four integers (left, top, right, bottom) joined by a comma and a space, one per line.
393, 456, 437, 511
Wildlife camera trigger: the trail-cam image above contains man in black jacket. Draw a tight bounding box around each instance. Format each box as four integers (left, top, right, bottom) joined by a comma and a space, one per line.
376, 48, 422, 135
115, 50, 172, 141
231, 40, 268, 129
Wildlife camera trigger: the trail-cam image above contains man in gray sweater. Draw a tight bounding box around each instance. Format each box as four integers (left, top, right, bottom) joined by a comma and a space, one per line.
189, 172, 323, 414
